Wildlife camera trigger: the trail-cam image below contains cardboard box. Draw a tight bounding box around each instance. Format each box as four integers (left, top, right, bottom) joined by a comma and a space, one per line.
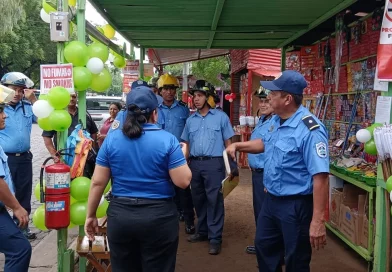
329, 187, 343, 228
339, 204, 357, 243
360, 215, 369, 249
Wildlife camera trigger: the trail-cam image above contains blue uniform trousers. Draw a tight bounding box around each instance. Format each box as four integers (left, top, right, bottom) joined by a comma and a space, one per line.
0, 207, 32, 271
255, 193, 313, 272
174, 185, 195, 224
251, 170, 265, 225
7, 152, 33, 216
189, 158, 225, 244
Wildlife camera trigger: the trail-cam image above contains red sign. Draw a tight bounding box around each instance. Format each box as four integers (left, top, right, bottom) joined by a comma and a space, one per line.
123, 60, 139, 75
377, 0, 392, 80
40, 64, 74, 94
122, 74, 139, 93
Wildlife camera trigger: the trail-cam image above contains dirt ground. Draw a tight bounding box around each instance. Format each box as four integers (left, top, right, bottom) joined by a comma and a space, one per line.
175, 169, 369, 272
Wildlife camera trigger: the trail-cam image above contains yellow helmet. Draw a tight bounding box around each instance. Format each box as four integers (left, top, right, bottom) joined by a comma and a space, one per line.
207, 96, 216, 108
157, 74, 179, 89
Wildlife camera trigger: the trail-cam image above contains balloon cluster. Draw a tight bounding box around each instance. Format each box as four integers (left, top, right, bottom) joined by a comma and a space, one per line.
32, 177, 111, 231
40, 0, 76, 24
225, 93, 236, 103
355, 123, 382, 156
34, 87, 72, 131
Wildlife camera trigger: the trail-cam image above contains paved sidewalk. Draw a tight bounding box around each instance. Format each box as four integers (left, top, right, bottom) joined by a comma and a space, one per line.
0, 124, 73, 271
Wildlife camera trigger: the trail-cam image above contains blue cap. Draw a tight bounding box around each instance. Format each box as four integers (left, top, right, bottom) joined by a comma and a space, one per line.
260, 70, 307, 95
126, 86, 158, 113
131, 80, 149, 90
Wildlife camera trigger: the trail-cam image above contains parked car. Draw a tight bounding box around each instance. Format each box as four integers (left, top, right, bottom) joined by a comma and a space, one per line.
86, 96, 124, 129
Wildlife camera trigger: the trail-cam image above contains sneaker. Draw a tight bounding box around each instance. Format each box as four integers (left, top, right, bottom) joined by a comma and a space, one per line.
178, 211, 184, 222
22, 228, 36, 240
185, 224, 195, 234
209, 243, 221, 255
245, 245, 256, 254
187, 233, 208, 243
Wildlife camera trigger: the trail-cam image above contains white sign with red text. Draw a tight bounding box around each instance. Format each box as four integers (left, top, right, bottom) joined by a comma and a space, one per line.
40, 64, 74, 94
376, 0, 392, 81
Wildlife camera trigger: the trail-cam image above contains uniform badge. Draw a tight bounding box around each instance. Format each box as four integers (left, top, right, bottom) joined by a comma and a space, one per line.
316, 142, 327, 158
269, 125, 274, 132
111, 120, 120, 130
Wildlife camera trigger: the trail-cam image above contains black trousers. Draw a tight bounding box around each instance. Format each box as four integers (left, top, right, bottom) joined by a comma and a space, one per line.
174, 185, 195, 224
107, 197, 179, 272
7, 152, 33, 216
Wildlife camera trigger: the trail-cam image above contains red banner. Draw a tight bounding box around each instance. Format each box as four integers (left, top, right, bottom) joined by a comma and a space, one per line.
377, 0, 392, 81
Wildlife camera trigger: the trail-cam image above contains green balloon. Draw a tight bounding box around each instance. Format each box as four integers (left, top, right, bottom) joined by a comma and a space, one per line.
113, 56, 126, 68
364, 139, 377, 156
96, 26, 104, 34
70, 202, 87, 226
104, 181, 111, 194
90, 68, 112, 92
71, 176, 91, 201
88, 42, 109, 62
34, 181, 46, 202
64, 41, 89, 67
366, 123, 383, 137
73, 67, 92, 91
70, 196, 77, 205
37, 117, 53, 131
48, 86, 70, 109
48, 110, 72, 131
39, 94, 48, 100
387, 176, 392, 193
68, 221, 77, 229
42, 0, 56, 13
33, 205, 48, 231
96, 199, 109, 218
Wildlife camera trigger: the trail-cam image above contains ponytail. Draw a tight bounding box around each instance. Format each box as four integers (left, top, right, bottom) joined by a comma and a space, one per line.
122, 104, 152, 139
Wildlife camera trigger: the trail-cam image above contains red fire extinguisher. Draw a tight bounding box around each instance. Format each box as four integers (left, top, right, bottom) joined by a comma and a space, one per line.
40, 152, 71, 230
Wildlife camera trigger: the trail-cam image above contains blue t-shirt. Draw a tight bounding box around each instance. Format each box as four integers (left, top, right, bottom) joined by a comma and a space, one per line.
97, 123, 186, 199
0, 101, 36, 153
0, 145, 15, 207
157, 100, 189, 141
248, 115, 274, 169
263, 106, 330, 196
181, 109, 235, 157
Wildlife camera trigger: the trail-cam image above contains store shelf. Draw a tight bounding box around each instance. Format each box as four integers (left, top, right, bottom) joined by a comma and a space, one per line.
329, 90, 374, 96
324, 120, 362, 125
330, 169, 375, 193
341, 54, 377, 66
325, 223, 372, 261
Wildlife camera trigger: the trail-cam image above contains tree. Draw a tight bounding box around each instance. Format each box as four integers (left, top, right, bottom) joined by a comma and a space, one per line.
0, 0, 25, 38
0, 0, 57, 85
163, 63, 183, 77
106, 67, 123, 96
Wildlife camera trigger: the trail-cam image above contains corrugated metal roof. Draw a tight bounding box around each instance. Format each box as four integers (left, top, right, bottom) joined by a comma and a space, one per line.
247, 49, 281, 71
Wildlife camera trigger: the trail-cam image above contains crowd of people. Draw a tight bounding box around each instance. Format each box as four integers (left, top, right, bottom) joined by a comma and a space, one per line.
0, 70, 329, 272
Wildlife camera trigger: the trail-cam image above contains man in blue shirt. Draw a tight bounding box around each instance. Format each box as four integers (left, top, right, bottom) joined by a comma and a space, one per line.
0, 72, 37, 240
156, 73, 195, 234
226, 70, 329, 272
0, 98, 32, 271
181, 80, 235, 255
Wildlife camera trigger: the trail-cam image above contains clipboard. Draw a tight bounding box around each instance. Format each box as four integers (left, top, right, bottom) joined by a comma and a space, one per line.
221, 150, 239, 198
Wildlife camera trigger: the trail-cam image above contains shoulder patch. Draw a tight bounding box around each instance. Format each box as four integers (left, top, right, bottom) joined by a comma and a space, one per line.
316, 142, 327, 158
302, 115, 320, 131
111, 120, 120, 130
178, 100, 188, 107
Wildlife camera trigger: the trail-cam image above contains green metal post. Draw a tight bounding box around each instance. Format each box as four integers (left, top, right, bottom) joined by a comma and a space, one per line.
131, 44, 135, 60
374, 82, 392, 272
281, 46, 286, 71
76, 1, 87, 271
139, 47, 145, 78
55, 1, 70, 271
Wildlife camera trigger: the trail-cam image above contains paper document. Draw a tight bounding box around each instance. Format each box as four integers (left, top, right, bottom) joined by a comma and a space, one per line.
221, 150, 240, 198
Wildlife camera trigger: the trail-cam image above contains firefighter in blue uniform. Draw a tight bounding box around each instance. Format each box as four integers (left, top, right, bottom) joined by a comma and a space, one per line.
226, 70, 329, 272
156, 74, 195, 234
181, 80, 235, 255
0, 72, 37, 240
0, 94, 32, 271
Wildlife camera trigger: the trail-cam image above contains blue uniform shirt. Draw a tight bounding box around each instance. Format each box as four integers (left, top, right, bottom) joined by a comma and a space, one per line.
156, 94, 163, 105
0, 101, 36, 153
181, 109, 235, 157
97, 123, 186, 199
157, 100, 189, 141
0, 145, 15, 207
248, 115, 274, 169
263, 106, 329, 196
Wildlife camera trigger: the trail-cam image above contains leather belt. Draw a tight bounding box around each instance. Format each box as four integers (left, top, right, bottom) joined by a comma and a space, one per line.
190, 156, 223, 161
5, 151, 29, 157
250, 168, 264, 172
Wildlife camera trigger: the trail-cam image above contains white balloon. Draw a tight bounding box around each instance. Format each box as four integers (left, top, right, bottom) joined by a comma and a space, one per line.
40, 8, 51, 24
32, 100, 54, 118
86, 57, 104, 74
356, 129, 372, 143
229, 98, 233, 102
108, 53, 115, 62
99, 196, 104, 206
390, 191, 392, 203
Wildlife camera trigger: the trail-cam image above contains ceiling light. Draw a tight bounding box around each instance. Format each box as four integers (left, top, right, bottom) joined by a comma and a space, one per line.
355, 12, 368, 17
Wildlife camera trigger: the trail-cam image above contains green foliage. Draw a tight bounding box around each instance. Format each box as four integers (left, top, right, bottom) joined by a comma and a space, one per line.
0, 0, 57, 85
0, 0, 25, 37
106, 67, 123, 97
163, 64, 183, 76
